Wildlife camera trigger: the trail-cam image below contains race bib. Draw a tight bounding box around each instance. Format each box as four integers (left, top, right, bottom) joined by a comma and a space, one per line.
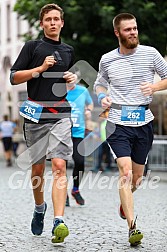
121, 106, 145, 123
19, 100, 43, 123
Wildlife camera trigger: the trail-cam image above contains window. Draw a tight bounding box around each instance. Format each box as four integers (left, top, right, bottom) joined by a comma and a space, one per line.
17, 14, 21, 38
7, 4, 11, 42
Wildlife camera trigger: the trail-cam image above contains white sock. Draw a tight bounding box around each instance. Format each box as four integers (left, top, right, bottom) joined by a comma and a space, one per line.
54, 216, 63, 220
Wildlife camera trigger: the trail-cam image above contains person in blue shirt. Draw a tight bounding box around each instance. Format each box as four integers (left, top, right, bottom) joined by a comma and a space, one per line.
0, 115, 16, 167
66, 80, 93, 205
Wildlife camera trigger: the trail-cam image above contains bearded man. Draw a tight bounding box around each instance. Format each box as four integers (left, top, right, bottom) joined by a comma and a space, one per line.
94, 13, 167, 247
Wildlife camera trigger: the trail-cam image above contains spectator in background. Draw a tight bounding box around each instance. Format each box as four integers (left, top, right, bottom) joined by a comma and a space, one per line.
0, 115, 16, 167
66, 79, 93, 206
12, 119, 21, 157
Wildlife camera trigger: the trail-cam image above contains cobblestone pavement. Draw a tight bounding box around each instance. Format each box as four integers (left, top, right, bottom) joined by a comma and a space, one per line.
0, 159, 167, 252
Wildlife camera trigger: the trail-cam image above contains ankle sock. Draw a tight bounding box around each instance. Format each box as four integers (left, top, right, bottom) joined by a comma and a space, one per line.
72, 186, 79, 192
54, 216, 63, 223
35, 202, 45, 213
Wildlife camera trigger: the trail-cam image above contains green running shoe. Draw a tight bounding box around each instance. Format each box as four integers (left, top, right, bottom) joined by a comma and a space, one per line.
129, 216, 143, 246
51, 218, 69, 243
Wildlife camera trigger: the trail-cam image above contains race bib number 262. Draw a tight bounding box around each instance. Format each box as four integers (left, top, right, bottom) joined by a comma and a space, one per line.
121, 106, 145, 123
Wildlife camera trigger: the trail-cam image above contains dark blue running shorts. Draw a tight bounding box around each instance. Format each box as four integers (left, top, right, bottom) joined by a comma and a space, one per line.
106, 121, 154, 165
2, 137, 12, 151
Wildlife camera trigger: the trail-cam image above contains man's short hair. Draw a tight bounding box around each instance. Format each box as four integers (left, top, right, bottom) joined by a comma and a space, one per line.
113, 13, 136, 30
39, 3, 64, 21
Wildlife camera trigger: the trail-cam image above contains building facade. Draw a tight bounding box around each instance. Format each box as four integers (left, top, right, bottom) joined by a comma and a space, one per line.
0, 0, 30, 121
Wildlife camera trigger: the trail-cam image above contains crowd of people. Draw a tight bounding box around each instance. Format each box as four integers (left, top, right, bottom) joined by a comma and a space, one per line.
3, 2, 167, 248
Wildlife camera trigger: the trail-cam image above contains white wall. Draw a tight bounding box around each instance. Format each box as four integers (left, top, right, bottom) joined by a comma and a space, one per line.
0, 0, 29, 120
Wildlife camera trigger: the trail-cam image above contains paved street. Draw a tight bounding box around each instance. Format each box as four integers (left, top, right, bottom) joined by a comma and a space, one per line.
0, 159, 167, 252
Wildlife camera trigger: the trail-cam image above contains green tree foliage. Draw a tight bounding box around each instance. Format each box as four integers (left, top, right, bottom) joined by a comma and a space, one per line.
14, 0, 167, 70
122, 0, 167, 57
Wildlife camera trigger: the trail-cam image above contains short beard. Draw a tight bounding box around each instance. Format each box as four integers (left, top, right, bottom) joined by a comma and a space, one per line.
120, 34, 139, 49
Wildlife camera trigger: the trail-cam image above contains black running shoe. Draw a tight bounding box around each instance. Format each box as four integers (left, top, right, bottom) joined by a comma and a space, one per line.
71, 190, 85, 205
51, 218, 69, 243
129, 216, 143, 246
7, 159, 12, 167
31, 202, 47, 235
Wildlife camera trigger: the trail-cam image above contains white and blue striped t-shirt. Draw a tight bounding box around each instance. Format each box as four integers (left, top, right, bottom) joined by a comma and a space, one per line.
94, 45, 167, 126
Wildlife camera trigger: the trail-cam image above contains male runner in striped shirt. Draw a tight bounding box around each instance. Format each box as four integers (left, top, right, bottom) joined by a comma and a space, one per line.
94, 13, 167, 246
